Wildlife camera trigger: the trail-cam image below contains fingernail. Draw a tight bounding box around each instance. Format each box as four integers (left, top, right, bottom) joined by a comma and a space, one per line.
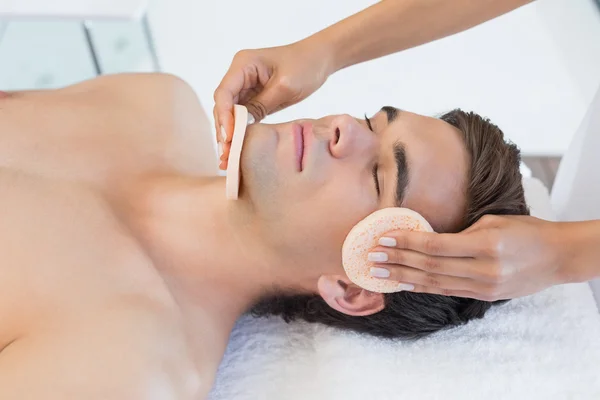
378, 237, 397, 247
247, 114, 255, 125
397, 283, 415, 291
370, 267, 390, 278
218, 141, 223, 157
367, 252, 388, 262
220, 126, 227, 143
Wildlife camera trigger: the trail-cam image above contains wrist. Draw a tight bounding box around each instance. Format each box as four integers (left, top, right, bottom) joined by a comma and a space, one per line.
296, 31, 340, 77
295, 1, 392, 74
556, 220, 600, 284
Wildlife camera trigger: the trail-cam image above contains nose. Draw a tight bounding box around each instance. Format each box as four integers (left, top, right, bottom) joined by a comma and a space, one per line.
328, 114, 377, 160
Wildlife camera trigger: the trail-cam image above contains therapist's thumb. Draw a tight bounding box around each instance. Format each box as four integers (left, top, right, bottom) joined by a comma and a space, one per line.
245, 75, 298, 122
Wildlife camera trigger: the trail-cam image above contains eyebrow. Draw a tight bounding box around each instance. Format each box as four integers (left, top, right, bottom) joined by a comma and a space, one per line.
376, 106, 408, 206
393, 141, 409, 207
381, 106, 400, 123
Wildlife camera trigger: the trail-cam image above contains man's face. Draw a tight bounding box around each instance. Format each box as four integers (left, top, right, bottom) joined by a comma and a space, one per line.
239, 107, 469, 273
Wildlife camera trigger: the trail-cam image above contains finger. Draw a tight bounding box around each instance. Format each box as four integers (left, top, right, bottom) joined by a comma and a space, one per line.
213, 107, 220, 145
371, 262, 494, 293
245, 76, 295, 122
269, 101, 294, 115
382, 230, 489, 258
214, 68, 246, 143
213, 96, 234, 144
370, 247, 480, 279
238, 87, 261, 106
220, 144, 230, 170
213, 107, 229, 162
218, 144, 228, 170
220, 142, 231, 163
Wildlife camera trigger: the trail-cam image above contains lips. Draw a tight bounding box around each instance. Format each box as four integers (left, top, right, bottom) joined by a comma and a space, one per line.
291, 122, 314, 172
292, 123, 305, 172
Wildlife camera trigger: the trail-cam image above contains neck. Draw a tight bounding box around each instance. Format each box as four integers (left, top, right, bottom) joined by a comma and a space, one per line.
122, 174, 313, 329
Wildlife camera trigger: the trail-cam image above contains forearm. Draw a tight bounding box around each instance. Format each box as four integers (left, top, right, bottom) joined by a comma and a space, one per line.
305, 0, 534, 73
559, 220, 600, 284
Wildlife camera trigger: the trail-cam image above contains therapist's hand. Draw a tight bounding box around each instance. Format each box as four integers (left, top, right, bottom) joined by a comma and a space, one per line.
213, 40, 333, 169
368, 215, 587, 301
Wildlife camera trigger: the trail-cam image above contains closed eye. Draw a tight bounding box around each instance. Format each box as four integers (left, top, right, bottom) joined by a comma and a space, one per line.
365, 114, 373, 131
372, 164, 380, 196
365, 114, 380, 196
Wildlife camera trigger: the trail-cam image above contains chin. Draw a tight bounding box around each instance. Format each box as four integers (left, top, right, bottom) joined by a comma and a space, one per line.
239, 124, 281, 208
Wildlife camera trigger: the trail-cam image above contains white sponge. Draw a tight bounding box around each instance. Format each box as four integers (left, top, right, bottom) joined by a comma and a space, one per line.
225, 105, 250, 200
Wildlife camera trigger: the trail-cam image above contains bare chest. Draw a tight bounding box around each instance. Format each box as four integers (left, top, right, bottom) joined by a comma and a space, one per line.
0, 172, 219, 399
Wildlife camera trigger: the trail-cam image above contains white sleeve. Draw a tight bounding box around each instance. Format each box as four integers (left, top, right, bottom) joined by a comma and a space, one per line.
551, 83, 600, 221
551, 81, 600, 304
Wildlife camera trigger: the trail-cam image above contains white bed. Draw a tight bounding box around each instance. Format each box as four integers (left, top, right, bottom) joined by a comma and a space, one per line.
209, 86, 600, 400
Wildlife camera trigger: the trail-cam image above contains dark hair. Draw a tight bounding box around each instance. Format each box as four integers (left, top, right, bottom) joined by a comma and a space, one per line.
251, 110, 529, 339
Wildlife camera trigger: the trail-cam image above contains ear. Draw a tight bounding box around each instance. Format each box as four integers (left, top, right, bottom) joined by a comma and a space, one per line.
317, 275, 385, 317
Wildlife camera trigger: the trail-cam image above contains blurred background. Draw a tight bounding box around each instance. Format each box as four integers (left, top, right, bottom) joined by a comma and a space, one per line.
0, 0, 599, 186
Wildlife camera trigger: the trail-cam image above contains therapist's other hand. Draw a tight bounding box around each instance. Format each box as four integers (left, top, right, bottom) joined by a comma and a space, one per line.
214, 40, 332, 169
368, 215, 570, 301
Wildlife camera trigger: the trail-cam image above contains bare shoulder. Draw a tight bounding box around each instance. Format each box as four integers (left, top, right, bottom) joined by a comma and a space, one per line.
71, 72, 218, 177
61, 73, 201, 108
72, 72, 219, 177
0, 72, 218, 186
57, 73, 213, 141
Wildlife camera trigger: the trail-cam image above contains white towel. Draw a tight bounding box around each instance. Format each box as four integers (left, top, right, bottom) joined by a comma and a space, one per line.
210, 283, 600, 400
209, 178, 600, 399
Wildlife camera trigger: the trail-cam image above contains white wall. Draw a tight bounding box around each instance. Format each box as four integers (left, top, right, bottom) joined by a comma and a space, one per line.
147, 0, 600, 156
536, 0, 600, 104
0, 0, 596, 155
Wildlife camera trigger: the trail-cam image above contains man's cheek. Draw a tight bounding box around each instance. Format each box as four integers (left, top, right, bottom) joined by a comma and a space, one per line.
313, 212, 355, 251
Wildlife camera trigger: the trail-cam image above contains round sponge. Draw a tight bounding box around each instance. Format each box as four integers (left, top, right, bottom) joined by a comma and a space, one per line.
342, 207, 434, 293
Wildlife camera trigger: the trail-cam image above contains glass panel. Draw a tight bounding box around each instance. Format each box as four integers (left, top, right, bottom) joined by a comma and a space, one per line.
0, 20, 96, 90
86, 19, 156, 74
0, 18, 157, 91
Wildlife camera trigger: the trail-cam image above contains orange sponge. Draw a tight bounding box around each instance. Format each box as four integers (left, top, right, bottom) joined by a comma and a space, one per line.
342, 207, 434, 293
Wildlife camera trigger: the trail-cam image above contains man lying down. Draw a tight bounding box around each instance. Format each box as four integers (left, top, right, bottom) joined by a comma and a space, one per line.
0, 73, 528, 399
